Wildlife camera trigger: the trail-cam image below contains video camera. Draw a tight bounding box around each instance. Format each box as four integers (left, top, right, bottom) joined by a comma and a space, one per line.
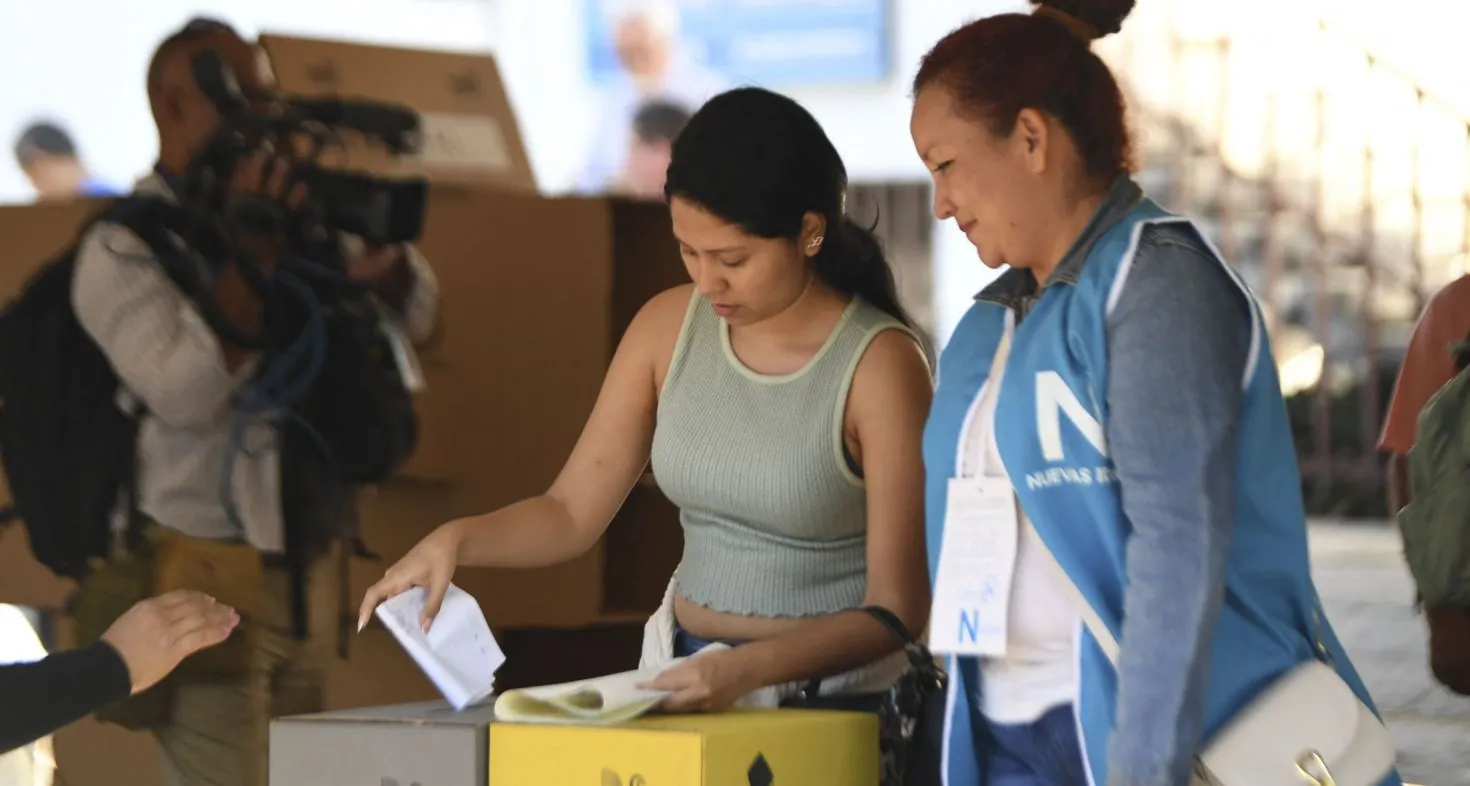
180, 49, 428, 249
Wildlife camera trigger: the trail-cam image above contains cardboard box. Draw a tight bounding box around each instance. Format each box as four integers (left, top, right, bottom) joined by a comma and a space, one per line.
269, 699, 497, 786
607, 199, 690, 356
345, 187, 617, 628
489, 710, 880, 786
260, 34, 537, 192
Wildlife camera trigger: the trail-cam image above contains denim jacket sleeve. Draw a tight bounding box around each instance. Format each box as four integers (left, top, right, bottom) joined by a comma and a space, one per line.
1102, 224, 1252, 786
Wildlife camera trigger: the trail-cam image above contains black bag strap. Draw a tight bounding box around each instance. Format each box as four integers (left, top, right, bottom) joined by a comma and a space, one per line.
799, 605, 928, 699
862, 605, 918, 646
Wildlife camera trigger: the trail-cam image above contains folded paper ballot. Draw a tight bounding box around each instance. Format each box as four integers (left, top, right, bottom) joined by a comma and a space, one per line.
494, 643, 731, 725
374, 583, 505, 710
493, 664, 675, 724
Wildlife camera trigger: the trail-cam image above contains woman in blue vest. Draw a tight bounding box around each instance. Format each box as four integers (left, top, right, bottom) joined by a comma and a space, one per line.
909, 2, 1401, 785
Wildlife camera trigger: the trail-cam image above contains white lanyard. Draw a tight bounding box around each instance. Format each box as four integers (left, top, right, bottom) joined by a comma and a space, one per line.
954, 310, 1015, 480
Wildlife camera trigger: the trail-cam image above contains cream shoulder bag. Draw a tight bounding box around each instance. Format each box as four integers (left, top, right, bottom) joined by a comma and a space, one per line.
1033, 528, 1395, 786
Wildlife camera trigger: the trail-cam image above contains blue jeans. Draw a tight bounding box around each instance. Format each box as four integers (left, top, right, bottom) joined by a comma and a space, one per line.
672, 625, 741, 657
960, 659, 1087, 786
984, 704, 1087, 786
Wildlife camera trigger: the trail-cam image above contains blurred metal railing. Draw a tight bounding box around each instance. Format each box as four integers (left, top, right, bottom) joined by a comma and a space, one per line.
1104, 2, 1470, 516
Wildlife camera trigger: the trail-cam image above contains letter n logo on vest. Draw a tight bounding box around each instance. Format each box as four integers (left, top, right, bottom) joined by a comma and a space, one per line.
1035, 371, 1108, 462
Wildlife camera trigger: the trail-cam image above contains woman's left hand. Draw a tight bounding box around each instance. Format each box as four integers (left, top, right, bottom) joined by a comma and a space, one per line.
642, 647, 760, 713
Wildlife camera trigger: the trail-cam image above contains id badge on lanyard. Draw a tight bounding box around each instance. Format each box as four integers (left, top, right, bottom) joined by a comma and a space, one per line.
929, 322, 1020, 657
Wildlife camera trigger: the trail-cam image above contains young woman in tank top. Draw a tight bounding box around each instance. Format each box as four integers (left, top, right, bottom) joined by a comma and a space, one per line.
359, 86, 933, 713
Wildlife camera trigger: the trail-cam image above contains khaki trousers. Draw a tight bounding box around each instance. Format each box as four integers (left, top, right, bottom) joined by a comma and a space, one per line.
154, 555, 338, 786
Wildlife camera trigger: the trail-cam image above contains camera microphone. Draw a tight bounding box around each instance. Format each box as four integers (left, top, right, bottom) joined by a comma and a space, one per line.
286, 98, 421, 155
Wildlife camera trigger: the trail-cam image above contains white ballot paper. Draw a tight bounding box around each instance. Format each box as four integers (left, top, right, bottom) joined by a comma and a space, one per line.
493, 643, 733, 725
493, 663, 680, 725
374, 584, 505, 710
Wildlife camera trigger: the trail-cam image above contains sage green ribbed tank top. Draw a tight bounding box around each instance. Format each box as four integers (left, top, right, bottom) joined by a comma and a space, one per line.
650, 290, 916, 617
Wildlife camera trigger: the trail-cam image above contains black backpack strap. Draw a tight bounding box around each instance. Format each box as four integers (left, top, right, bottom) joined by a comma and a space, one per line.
862, 605, 918, 645
100, 197, 266, 351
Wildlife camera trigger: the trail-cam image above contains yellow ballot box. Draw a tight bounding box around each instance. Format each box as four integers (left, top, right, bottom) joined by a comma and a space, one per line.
488, 708, 879, 786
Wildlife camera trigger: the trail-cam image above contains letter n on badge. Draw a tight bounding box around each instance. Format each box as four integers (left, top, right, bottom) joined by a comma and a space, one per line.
929, 476, 1019, 656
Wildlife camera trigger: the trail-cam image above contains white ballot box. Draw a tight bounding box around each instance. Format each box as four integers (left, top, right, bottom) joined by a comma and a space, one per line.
269, 699, 496, 786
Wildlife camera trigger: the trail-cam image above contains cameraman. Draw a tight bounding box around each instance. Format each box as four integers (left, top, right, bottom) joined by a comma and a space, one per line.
68, 19, 439, 786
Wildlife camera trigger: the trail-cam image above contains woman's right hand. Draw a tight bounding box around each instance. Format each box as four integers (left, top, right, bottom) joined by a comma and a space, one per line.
357, 521, 464, 633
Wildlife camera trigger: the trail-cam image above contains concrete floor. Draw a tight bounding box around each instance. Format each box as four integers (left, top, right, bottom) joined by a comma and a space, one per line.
1310, 521, 1470, 786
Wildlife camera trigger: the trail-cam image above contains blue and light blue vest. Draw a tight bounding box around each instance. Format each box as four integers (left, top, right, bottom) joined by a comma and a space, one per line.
922, 199, 1396, 786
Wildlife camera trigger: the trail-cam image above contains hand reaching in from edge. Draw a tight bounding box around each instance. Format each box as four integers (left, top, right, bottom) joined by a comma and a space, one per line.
102, 590, 240, 695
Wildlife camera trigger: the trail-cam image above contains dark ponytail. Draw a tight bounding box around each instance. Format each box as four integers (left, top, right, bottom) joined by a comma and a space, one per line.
665, 87, 916, 328
814, 217, 915, 328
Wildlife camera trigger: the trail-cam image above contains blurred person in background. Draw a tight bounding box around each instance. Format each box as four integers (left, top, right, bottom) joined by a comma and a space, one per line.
910, 1, 1399, 784
1381, 273, 1470, 512
577, 0, 727, 194
1380, 272, 1470, 691
612, 99, 691, 199
13, 121, 121, 201
66, 17, 438, 786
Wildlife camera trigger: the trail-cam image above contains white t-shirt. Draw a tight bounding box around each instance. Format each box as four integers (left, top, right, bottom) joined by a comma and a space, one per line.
961, 354, 1079, 725
0, 604, 54, 786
